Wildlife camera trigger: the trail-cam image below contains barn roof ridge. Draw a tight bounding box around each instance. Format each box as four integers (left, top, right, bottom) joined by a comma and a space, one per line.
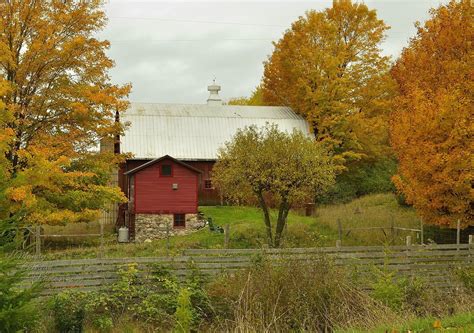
120, 102, 312, 160
124, 155, 202, 176
124, 103, 299, 119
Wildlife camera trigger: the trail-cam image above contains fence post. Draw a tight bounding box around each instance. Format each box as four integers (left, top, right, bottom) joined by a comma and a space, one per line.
390, 215, 395, 245
337, 219, 343, 243
456, 219, 461, 248
99, 221, 104, 259
420, 218, 424, 245
469, 235, 473, 265
405, 235, 412, 269
166, 222, 170, 256
336, 239, 341, 248
35, 225, 41, 258
224, 224, 230, 248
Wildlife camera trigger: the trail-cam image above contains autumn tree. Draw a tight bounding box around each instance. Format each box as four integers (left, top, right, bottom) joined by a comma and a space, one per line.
390, 0, 473, 227
227, 86, 264, 106
261, 0, 396, 201
212, 125, 335, 247
0, 1, 130, 232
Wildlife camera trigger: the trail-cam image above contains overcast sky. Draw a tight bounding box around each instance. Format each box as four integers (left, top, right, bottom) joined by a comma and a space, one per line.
100, 0, 446, 104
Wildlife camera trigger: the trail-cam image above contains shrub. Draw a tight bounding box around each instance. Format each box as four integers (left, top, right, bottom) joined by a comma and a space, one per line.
50, 291, 88, 333
175, 288, 193, 333
87, 263, 179, 328
456, 267, 474, 292
318, 158, 397, 204
371, 268, 405, 311
92, 315, 113, 332
369, 265, 464, 317
47, 263, 214, 332
0, 256, 42, 333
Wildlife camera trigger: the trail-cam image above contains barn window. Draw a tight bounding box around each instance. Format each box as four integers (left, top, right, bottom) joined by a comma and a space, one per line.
173, 214, 186, 228
204, 179, 213, 189
160, 164, 172, 176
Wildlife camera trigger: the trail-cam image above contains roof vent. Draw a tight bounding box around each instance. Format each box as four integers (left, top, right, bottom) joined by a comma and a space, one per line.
207, 80, 222, 106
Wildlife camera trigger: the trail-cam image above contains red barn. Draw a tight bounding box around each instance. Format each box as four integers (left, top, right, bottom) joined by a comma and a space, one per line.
103, 83, 311, 241
123, 155, 205, 242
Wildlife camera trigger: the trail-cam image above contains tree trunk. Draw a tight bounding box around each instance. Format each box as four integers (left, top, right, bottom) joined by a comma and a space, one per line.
256, 190, 273, 247
274, 199, 290, 247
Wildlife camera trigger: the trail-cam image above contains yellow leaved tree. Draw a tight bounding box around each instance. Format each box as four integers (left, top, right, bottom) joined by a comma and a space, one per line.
262, 0, 395, 164
390, 0, 473, 227
0, 1, 130, 235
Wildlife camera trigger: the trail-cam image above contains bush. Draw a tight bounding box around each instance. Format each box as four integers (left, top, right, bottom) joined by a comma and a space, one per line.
369, 265, 468, 317
371, 268, 405, 311
50, 291, 88, 333
456, 267, 474, 292
48, 263, 213, 332
0, 256, 42, 333
318, 158, 396, 204
175, 288, 193, 333
92, 315, 113, 332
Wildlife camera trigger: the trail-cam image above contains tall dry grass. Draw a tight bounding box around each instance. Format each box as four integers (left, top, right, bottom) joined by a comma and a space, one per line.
313, 193, 421, 245
204, 253, 474, 332
206, 256, 399, 332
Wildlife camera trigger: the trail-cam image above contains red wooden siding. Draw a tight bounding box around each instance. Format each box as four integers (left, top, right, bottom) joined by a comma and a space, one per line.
134, 159, 198, 214
119, 159, 220, 210
186, 161, 220, 205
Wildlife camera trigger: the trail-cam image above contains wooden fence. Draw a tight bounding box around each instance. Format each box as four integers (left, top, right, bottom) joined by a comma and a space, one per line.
25, 241, 473, 295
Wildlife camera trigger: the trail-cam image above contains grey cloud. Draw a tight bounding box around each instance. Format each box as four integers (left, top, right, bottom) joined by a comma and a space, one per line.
100, 1, 446, 104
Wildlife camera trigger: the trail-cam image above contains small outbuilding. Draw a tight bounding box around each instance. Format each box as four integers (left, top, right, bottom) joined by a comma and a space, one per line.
124, 155, 206, 242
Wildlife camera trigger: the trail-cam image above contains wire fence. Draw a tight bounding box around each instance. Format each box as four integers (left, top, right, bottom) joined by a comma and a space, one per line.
334, 219, 474, 246
22, 212, 473, 258
28, 222, 106, 258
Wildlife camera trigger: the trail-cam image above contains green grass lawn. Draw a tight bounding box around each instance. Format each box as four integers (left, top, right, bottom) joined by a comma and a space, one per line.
338, 312, 474, 333
41, 193, 421, 260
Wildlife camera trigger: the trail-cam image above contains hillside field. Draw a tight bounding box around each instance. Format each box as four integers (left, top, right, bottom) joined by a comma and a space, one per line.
41, 193, 421, 260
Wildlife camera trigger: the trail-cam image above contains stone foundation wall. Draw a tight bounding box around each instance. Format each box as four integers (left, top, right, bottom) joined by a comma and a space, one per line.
135, 213, 206, 242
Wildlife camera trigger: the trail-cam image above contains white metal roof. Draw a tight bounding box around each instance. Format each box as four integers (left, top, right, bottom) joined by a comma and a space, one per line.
120, 103, 311, 160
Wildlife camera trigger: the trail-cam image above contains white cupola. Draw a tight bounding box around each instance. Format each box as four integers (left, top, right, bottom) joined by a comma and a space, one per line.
207, 80, 222, 105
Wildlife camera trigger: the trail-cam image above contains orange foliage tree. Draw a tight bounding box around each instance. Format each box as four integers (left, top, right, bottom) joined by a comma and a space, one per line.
227, 86, 264, 106
390, 0, 473, 227
262, 0, 394, 166
0, 1, 130, 229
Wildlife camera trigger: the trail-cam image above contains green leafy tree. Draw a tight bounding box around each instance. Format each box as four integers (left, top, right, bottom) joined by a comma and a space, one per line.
212, 124, 336, 247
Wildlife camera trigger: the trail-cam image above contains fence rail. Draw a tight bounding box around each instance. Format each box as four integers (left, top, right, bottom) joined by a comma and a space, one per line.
25, 241, 473, 295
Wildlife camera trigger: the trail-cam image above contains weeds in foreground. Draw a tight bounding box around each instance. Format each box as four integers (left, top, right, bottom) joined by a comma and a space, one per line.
37, 255, 474, 332
47, 264, 213, 333
206, 256, 398, 332
205, 256, 474, 332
